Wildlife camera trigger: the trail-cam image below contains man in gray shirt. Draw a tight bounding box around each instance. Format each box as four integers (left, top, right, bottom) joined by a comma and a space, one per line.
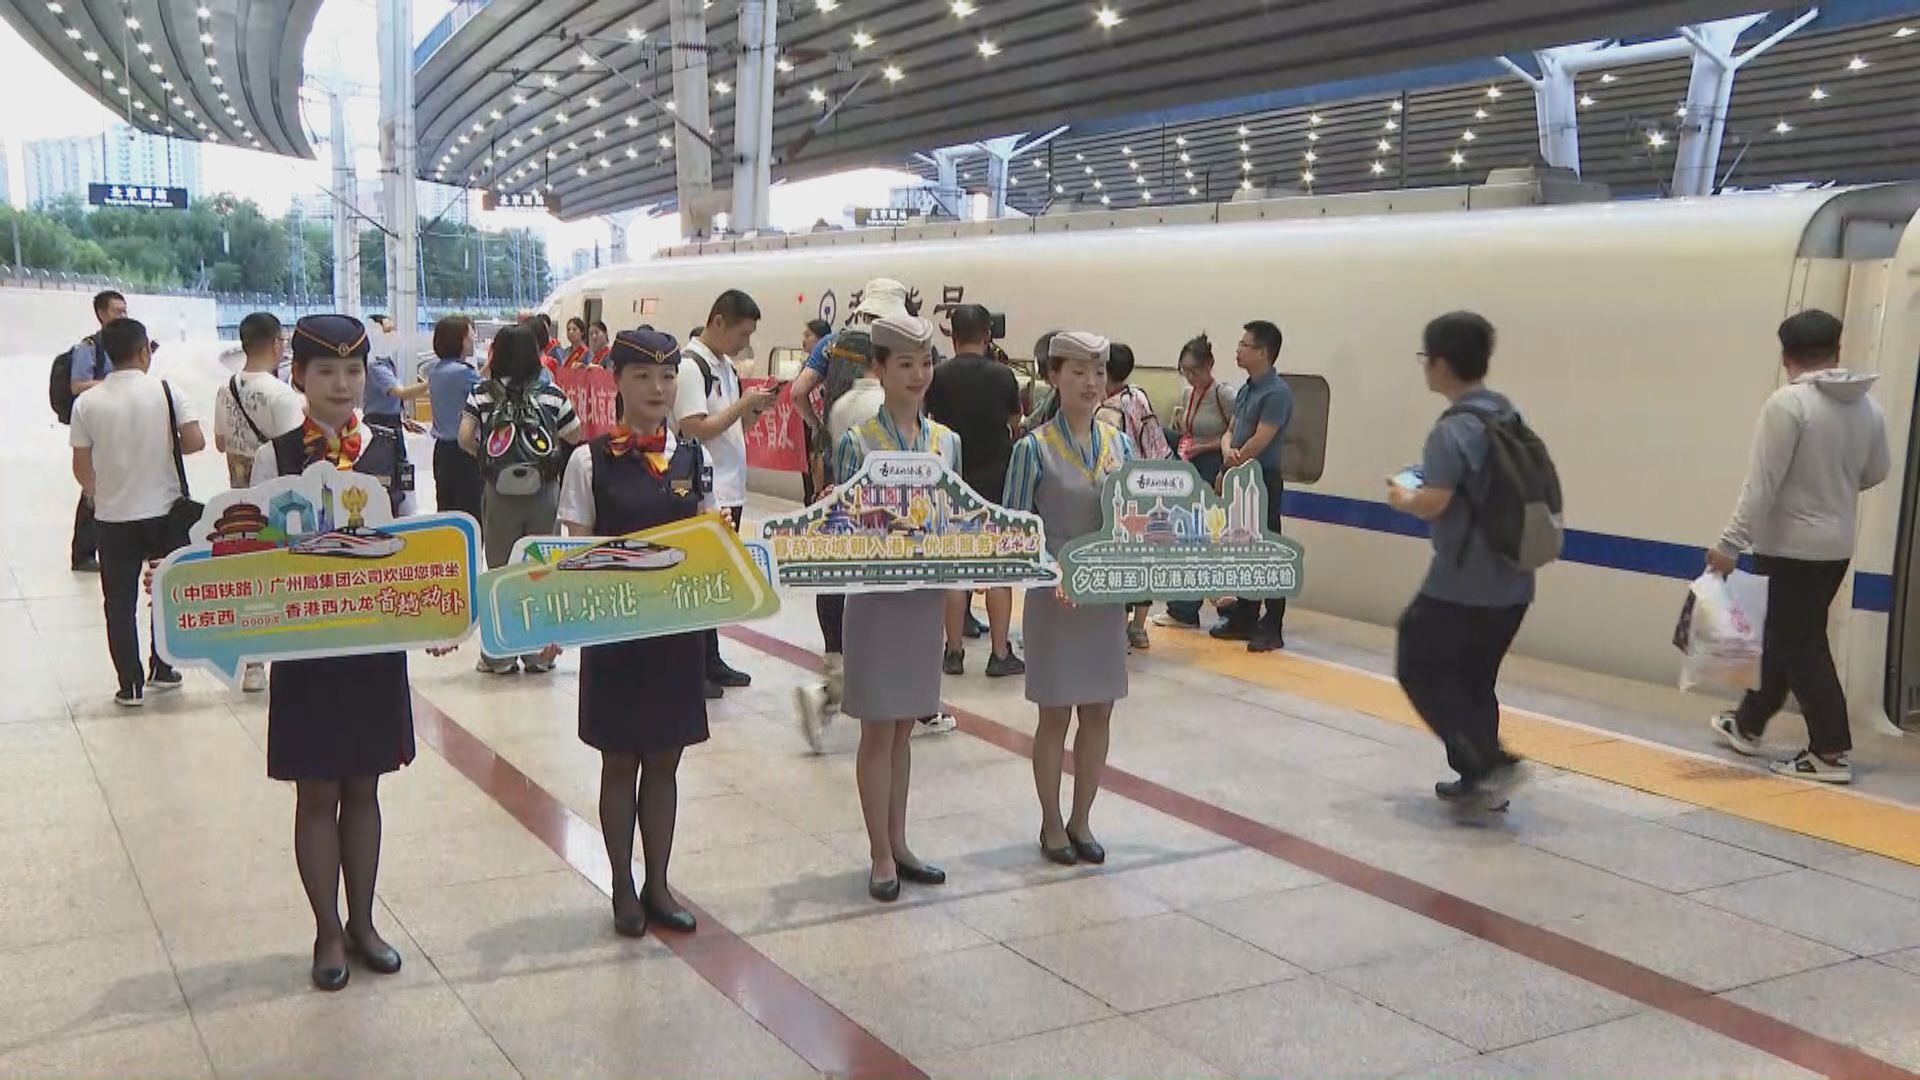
1387, 311, 1532, 809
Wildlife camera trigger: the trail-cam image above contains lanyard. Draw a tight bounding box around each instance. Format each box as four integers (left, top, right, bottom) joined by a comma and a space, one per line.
1183, 379, 1214, 433
1042, 414, 1106, 486
874, 409, 930, 453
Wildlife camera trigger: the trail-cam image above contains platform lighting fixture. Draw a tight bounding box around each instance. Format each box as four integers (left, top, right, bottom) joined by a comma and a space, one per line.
1175, 135, 1188, 146
1184, 168, 1195, 179
125, 17, 138, 29
1241, 160, 1253, 171
1774, 119, 1793, 134
628, 25, 646, 41
1134, 175, 1143, 184
1055, 183, 1065, 193
1306, 131, 1320, 142
1100, 194, 1111, 204
952, 0, 976, 16
1810, 86, 1828, 100
555, 110, 569, 123
578, 51, 595, 67
542, 74, 558, 89
1377, 138, 1391, 152
1675, 105, 1688, 118
1188, 185, 1199, 196
1092, 178, 1103, 188
665, 100, 677, 111
1300, 170, 1315, 184
852, 31, 874, 48
1599, 72, 1617, 84
472, 121, 486, 132
82, 49, 97, 61
1390, 99, 1403, 112
817, 0, 840, 11
1238, 141, 1249, 152
1473, 107, 1487, 120
1449, 150, 1465, 166
567, 140, 580, 151
625, 115, 639, 128
1178, 151, 1191, 163
172, 95, 184, 105
513, 92, 529, 105
46, 1, 61, 11
588, 95, 604, 109
1896, 26, 1915, 37
1075, 152, 1085, 160
659, 133, 673, 148
1309, 112, 1322, 125
1303, 150, 1317, 163
1461, 130, 1476, 142
1371, 160, 1387, 175
777, 57, 794, 72
531, 124, 544, 136
1486, 85, 1502, 98
1848, 56, 1870, 71
1580, 94, 1596, 107
808, 86, 828, 104
1237, 124, 1250, 136
714, 79, 732, 94
199, 30, 214, 43
1384, 118, 1399, 131
577, 166, 588, 177
884, 64, 904, 82
1647, 130, 1667, 148
207, 56, 218, 68
1096, 7, 1123, 29
64, 26, 80, 38
978, 39, 1000, 57
1140, 189, 1152, 200
137, 42, 152, 54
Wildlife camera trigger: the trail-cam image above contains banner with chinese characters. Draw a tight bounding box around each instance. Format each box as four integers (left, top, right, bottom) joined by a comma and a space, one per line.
552, 364, 619, 441
153, 463, 480, 687
743, 377, 808, 472
1057, 460, 1304, 605
760, 451, 1057, 593
474, 514, 779, 656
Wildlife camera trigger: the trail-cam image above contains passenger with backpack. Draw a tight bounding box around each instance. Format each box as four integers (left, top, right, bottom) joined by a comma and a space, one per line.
51, 289, 129, 572
458, 324, 584, 674
1388, 311, 1560, 810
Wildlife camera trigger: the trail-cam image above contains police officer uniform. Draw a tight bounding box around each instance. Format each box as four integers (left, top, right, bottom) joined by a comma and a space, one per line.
251, 315, 416, 782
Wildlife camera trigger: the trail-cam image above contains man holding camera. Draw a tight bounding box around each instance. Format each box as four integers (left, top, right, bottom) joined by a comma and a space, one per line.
926, 304, 1025, 678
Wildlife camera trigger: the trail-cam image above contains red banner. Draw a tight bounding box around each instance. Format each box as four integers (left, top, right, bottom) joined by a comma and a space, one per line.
743, 377, 808, 473
552, 365, 619, 442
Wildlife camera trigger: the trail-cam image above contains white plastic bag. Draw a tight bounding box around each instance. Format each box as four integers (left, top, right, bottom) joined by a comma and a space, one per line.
1675, 570, 1768, 695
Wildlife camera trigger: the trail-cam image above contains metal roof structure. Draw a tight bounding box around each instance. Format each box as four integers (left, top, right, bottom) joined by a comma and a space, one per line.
0, 0, 319, 157
414, 0, 1783, 220
910, 9, 1920, 212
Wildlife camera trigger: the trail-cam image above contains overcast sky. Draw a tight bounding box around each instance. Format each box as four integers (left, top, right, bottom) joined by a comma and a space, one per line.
0, 0, 918, 262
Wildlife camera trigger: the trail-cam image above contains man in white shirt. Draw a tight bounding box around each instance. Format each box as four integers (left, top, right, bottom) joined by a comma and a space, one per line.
70, 317, 208, 707
672, 290, 778, 695
215, 312, 304, 487
65, 289, 129, 572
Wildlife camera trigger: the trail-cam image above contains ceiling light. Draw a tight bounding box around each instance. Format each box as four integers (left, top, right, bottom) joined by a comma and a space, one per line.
102, 69, 115, 81
172, 95, 184, 105
547, 149, 558, 159
1774, 119, 1793, 134
776, 57, 794, 72
199, 31, 213, 44
1896, 26, 1915, 37
625, 115, 638, 127
1241, 160, 1252, 171
1301, 170, 1314, 183
808, 86, 827, 104
196, 5, 209, 16
816, 0, 840, 10
124, 17, 138, 29
116, 85, 129, 96
1647, 131, 1667, 148
1175, 135, 1187, 146
530, 125, 542, 136
1461, 130, 1476, 142
665, 100, 677, 111
1238, 141, 1249, 152
1676, 104, 1688, 117
1184, 168, 1194, 179
161, 79, 173, 89
566, 140, 579, 151
593, 128, 605, 139
1579, 94, 1595, 107
137, 42, 152, 54
1390, 99, 1403, 112
1075, 152, 1085, 160
63, 26, 80, 38
46, 1, 62, 11
1303, 150, 1317, 163
1100, 194, 1110, 205
1449, 151, 1466, 165
713, 79, 731, 94
147, 62, 163, 74
659, 133, 673, 148
472, 121, 485, 132
82, 49, 97, 61
884, 64, 904, 82
1240, 178, 1252, 190
1127, 161, 1137, 171
577, 51, 594, 67
1849, 56, 1869, 71
598, 156, 609, 168
1377, 138, 1391, 152
512, 92, 528, 105
1309, 112, 1322, 125
1384, 118, 1399, 132
576, 166, 588, 177
1095, 7, 1123, 28
1599, 72, 1617, 84
1371, 160, 1387, 175
541, 74, 558, 89
977, 39, 999, 57
951, 0, 976, 15
1134, 175, 1144, 184
852, 30, 874, 48
1178, 152, 1190, 164
554, 110, 569, 123
1188, 185, 1198, 196
586, 95, 601, 108
1486, 85, 1502, 98
1054, 184, 1064, 194
510, 137, 522, 148
1092, 178, 1102, 188
1810, 86, 1828, 100
1236, 124, 1249, 136
1474, 107, 1487, 120
1083, 165, 1092, 174
626, 146, 639, 158
627, 25, 646, 41
1140, 190, 1152, 201
206, 56, 217, 67
1306, 131, 1320, 142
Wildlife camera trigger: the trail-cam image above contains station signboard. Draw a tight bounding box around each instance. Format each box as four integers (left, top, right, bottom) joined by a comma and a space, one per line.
853, 206, 913, 226
88, 183, 189, 210
484, 191, 560, 213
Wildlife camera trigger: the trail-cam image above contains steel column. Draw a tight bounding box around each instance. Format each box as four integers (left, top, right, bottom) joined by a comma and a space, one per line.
668, 0, 716, 237
731, 0, 778, 232
328, 90, 361, 315
378, 0, 419, 350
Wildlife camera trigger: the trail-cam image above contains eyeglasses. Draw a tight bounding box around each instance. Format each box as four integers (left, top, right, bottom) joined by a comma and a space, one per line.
1414, 351, 1434, 364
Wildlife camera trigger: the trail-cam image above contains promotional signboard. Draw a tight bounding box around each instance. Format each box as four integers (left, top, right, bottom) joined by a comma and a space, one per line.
552, 363, 619, 441
474, 514, 779, 656
760, 451, 1056, 593
1057, 460, 1304, 605
742, 377, 808, 472
154, 464, 480, 686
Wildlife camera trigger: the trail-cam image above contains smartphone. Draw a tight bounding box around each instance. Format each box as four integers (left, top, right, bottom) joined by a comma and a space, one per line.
1391, 466, 1424, 491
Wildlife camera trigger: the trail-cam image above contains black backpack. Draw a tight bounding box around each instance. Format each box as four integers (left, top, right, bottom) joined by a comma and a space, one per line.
49, 337, 90, 424
1443, 403, 1564, 571
479, 379, 565, 495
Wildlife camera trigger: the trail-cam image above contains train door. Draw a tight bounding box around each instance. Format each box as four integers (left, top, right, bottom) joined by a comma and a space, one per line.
1890, 369, 1920, 729
582, 294, 603, 334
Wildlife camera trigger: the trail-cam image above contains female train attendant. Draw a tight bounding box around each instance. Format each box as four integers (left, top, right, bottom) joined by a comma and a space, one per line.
252, 315, 416, 991
555, 328, 715, 937
1003, 332, 1135, 865
833, 314, 955, 902
553, 316, 589, 368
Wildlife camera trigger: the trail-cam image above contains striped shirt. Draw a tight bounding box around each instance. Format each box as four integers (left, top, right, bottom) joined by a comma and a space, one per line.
462, 379, 585, 443
1002, 414, 1134, 513
832, 408, 961, 482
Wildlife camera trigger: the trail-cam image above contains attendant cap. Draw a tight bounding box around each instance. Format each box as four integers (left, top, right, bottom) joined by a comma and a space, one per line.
609, 327, 680, 370
1048, 330, 1109, 365
871, 313, 933, 355
290, 314, 370, 361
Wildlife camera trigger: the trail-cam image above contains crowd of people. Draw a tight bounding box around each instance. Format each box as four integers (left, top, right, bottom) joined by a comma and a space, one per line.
52, 278, 1887, 991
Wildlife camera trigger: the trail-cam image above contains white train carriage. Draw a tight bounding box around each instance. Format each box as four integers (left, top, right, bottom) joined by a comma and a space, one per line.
545, 179, 1920, 732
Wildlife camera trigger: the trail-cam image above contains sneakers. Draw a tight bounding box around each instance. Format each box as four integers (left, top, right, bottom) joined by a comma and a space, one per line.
913, 713, 958, 737
942, 649, 965, 676
521, 652, 557, 674
147, 665, 183, 693
1770, 750, 1852, 784
1153, 611, 1200, 629
985, 651, 1026, 678
114, 686, 144, 708
963, 611, 986, 639
1127, 625, 1151, 651
1710, 712, 1769, 758
241, 663, 267, 693
477, 655, 519, 675
822, 655, 844, 710
796, 685, 832, 754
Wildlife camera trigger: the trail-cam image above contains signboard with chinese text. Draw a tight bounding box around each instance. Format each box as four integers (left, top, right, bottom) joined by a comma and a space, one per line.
760, 451, 1057, 593
853, 206, 913, 226
483, 191, 559, 212
1057, 460, 1303, 605
474, 514, 779, 656
88, 183, 188, 210
743, 377, 807, 472
552, 364, 619, 441
153, 463, 479, 686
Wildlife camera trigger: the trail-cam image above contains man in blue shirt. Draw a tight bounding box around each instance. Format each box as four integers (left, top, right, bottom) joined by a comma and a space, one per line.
1387, 311, 1533, 808
1210, 320, 1292, 653
65, 289, 128, 572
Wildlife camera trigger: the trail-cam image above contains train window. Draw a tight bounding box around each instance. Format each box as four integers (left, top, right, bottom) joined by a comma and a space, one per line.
582, 297, 603, 333
635, 297, 659, 316
765, 346, 806, 381
1278, 373, 1329, 485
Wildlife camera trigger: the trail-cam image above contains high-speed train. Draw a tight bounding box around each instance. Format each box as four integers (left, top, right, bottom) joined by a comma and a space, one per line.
546, 178, 1920, 732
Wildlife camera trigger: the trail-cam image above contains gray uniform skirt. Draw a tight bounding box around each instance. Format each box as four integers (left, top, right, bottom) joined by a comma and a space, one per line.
1023, 588, 1128, 708
842, 589, 946, 722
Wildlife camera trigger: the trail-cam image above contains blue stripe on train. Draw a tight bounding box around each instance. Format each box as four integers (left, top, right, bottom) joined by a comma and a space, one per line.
1280, 490, 1895, 614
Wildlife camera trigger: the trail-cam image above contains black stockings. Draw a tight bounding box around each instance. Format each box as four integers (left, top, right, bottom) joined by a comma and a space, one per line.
294, 777, 388, 964
599, 749, 685, 919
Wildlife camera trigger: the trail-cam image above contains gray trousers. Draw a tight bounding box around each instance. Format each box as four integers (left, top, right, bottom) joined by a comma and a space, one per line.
481, 482, 560, 663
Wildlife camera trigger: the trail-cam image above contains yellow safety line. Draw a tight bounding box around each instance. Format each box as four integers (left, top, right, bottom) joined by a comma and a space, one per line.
1145, 628, 1920, 866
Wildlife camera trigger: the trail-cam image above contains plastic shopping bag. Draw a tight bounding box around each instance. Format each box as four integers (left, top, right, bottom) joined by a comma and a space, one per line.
1674, 570, 1768, 694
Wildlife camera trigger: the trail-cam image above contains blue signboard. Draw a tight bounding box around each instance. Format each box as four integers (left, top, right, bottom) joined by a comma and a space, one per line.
88, 183, 189, 210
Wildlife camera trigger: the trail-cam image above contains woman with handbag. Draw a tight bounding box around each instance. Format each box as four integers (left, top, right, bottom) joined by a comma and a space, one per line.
1158, 333, 1237, 630
251, 314, 418, 992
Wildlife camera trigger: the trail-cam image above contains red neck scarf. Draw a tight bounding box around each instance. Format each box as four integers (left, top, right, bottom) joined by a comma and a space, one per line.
563, 344, 590, 368
606, 423, 669, 474
301, 414, 363, 468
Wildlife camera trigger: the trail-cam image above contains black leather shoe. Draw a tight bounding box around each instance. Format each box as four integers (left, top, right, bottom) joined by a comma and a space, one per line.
612, 902, 648, 939
707, 663, 752, 689
1068, 835, 1106, 865
346, 936, 402, 975
311, 946, 349, 992
642, 894, 697, 933
896, 860, 946, 886
704, 680, 724, 700
868, 875, 901, 903
1040, 834, 1078, 866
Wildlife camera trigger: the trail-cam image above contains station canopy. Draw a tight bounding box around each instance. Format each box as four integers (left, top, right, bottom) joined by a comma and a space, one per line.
0, 0, 319, 157
414, 0, 1782, 220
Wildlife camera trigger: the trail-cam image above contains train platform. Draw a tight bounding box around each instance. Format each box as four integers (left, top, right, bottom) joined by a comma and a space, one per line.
5, 344, 1920, 1080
